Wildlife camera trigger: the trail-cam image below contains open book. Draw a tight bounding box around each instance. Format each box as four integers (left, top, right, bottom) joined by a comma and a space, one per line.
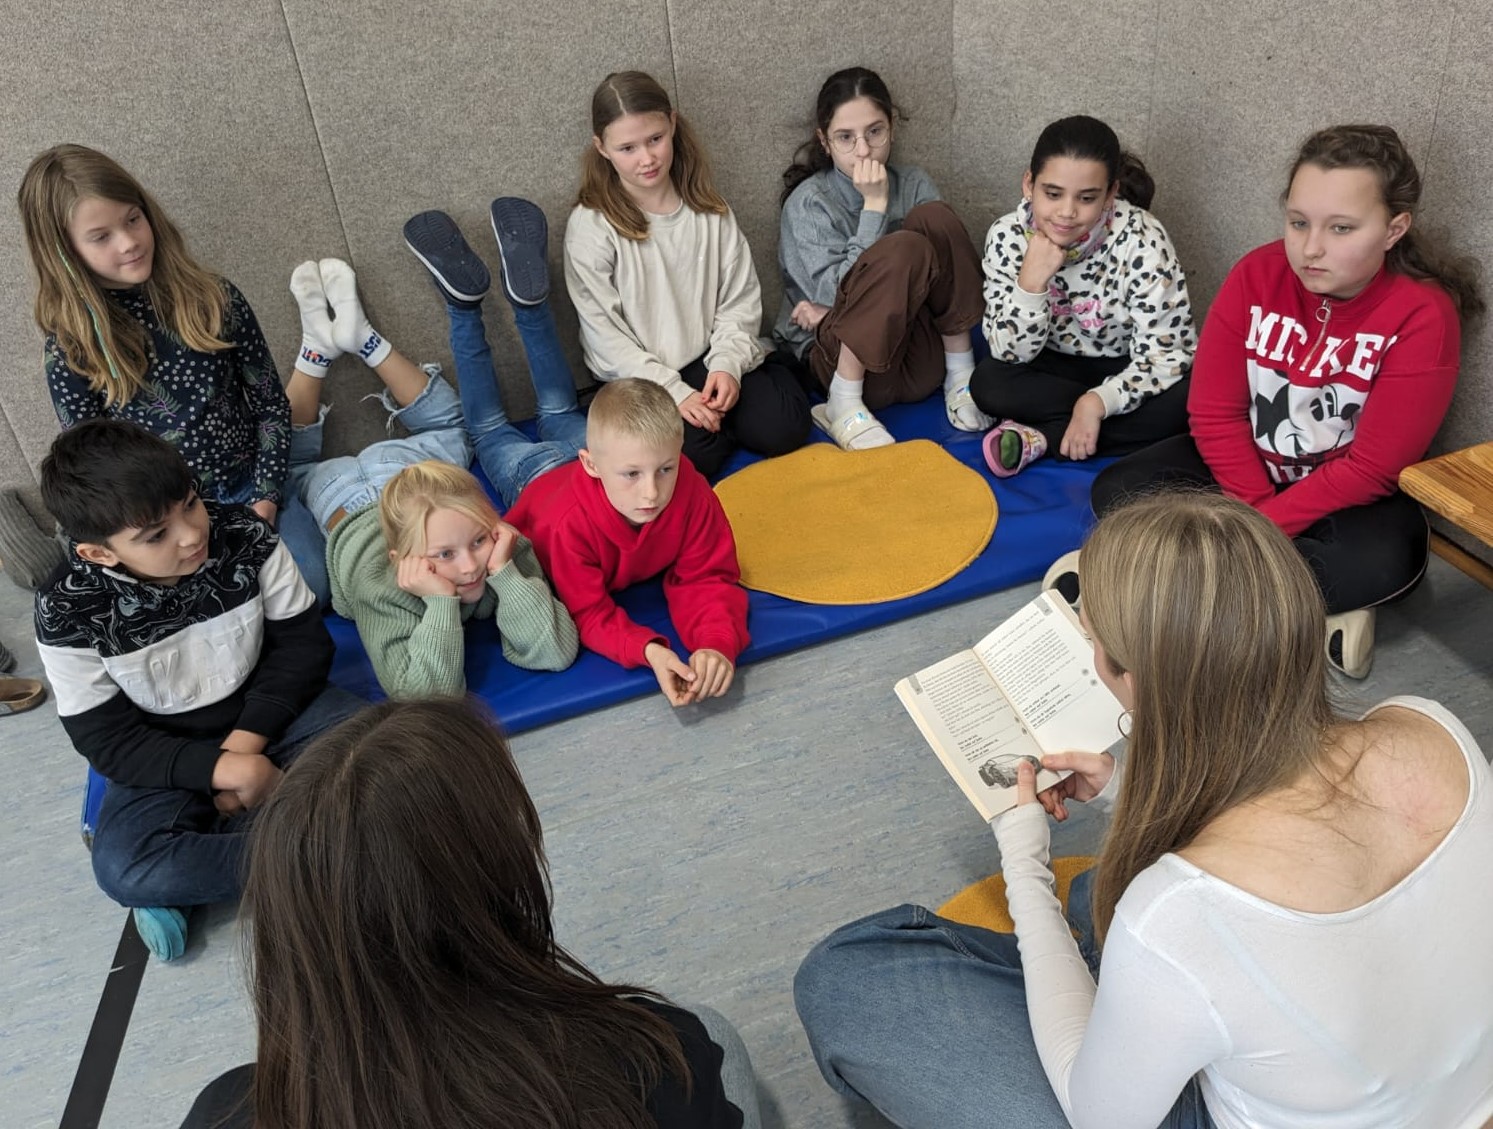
895, 590, 1124, 820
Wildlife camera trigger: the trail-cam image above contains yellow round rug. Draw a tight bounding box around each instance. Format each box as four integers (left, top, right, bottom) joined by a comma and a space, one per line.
714, 440, 996, 605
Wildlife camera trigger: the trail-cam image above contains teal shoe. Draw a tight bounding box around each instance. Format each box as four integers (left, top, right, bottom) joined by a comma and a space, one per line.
132, 906, 188, 962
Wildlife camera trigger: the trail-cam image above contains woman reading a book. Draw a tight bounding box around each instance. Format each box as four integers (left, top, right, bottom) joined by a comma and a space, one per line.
795, 492, 1493, 1129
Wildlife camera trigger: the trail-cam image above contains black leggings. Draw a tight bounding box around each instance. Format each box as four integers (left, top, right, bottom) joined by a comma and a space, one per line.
1092, 434, 1430, 613
969, 350, 1189, 457
678, 354, 812, 479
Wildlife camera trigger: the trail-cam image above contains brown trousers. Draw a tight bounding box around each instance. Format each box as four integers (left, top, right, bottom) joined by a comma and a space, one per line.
809, 201, 984, 409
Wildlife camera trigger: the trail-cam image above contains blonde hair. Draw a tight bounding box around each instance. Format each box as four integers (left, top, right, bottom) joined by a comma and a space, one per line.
578, 71, 728, 241
378, 461, 499, 559
586, 379, 684, 450
1081, 493, 1336, 942
18, 144, 230, 407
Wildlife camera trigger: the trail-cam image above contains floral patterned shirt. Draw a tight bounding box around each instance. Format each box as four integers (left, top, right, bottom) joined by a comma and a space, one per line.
45, 280, 291, 505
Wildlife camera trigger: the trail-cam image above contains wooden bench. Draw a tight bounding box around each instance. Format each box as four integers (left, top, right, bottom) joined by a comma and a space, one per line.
1398, 441, 1493, 589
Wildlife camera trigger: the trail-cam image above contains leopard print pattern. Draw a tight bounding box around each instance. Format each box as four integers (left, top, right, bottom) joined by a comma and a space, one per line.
981, 198, 1197, 417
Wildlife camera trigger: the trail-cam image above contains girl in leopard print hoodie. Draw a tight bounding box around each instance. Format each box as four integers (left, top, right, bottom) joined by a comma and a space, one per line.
972, 116, 1196, 476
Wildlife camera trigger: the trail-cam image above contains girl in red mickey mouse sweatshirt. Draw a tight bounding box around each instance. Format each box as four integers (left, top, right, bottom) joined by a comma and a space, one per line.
1095, 125, 1480, 632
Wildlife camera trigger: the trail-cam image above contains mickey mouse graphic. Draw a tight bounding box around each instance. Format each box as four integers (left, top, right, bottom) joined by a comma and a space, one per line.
1249, 361, 1366, 479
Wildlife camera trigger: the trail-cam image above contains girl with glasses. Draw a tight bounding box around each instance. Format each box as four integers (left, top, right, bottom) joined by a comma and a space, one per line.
776, 67, 986, 450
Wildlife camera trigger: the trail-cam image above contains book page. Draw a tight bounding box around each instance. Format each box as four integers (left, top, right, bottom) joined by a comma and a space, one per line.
894, 650, 1048, 821
975, 590, 1123, 754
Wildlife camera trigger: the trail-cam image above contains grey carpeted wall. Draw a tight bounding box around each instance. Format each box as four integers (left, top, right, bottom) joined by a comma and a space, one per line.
2, 0, 1490, 513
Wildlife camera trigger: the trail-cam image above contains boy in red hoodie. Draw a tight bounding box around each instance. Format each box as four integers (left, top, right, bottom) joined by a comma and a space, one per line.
504, 378, 748, 705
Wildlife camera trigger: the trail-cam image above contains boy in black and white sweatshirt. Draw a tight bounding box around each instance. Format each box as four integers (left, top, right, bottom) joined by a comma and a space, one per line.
34, 419, 363, 959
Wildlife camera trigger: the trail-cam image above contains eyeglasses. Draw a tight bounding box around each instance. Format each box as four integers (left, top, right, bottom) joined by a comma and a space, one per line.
827, 123, 890, 154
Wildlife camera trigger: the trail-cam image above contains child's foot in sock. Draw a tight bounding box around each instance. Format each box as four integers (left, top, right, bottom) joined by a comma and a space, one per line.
824, 373, 893, 449
320, 258, 393, 367
402, 211, 491, 307
132, 906, 188, 962
289, 261, 340, 377
944, 351, 992, 431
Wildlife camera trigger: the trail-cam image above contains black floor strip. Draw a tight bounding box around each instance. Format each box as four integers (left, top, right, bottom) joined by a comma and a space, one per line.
60, 913, 148, 1129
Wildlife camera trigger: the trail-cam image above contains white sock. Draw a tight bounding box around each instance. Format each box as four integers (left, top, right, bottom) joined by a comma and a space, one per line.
943, 349, 992, 430
826, 373, 893, 449
289, 261, 340, 377
320, 257, 392, 368
943, 350, 976, 388
827, 373, 868, 420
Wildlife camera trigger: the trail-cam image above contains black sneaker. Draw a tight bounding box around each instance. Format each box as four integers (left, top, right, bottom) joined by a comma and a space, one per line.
403, 211, 491, 307
1041, 549, 1082, 611
489, 197, 549, 306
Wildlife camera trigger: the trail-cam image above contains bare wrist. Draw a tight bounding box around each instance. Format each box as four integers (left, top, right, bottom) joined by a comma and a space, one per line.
1016, 266, 1052, 295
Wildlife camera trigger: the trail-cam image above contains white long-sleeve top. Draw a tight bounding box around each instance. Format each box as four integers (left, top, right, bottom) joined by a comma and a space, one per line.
991, 696, 1493, 1129
563, 202, 766, 406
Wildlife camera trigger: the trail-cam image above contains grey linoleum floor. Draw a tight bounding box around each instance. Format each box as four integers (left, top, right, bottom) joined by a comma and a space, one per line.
2, 556, 1490, 1128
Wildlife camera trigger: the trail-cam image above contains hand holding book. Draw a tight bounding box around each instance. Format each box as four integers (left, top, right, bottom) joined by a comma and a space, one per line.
895, 591, 1126, 820
1028, 750, 1115, 821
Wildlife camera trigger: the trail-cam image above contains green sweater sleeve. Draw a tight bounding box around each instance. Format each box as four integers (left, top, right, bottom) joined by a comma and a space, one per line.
330, 507, 468, 699
352, 585, 469, 699
490, 536, 579, 672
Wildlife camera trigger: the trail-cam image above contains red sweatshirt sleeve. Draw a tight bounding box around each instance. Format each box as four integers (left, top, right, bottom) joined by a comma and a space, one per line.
1187, 257, 1277, 509
664, 480, 750, 662
1259, 291, 1460, 536
546, 520, 666, 669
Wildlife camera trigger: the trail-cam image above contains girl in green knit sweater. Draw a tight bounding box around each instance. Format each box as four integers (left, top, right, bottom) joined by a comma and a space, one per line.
326, 459, 577, 698
283, 204, 585, 697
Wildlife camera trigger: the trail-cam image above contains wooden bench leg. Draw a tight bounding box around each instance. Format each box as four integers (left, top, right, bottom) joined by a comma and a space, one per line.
1429, 531, 1493, 589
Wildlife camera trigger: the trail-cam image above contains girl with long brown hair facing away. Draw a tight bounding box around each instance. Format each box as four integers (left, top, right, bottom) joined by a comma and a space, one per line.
180, 697, 759, 1129
796, 492, 1493, 1128
565, 71, 811, 479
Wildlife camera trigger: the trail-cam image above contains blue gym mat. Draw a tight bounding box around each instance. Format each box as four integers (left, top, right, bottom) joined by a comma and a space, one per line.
79, 396, 1105, 838
325, 395, 1106, 735
81, 399, 1103, 837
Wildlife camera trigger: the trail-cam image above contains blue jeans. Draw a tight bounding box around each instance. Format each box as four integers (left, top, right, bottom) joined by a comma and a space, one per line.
793, 869, 1214, 1128
89, 686, 366, 908
286, 299, 587, 538
447, 300, 587, 507
287, 379, 473, 530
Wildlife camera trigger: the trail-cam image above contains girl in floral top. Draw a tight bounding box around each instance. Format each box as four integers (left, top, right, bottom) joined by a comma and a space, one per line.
18, 144, 336, 599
